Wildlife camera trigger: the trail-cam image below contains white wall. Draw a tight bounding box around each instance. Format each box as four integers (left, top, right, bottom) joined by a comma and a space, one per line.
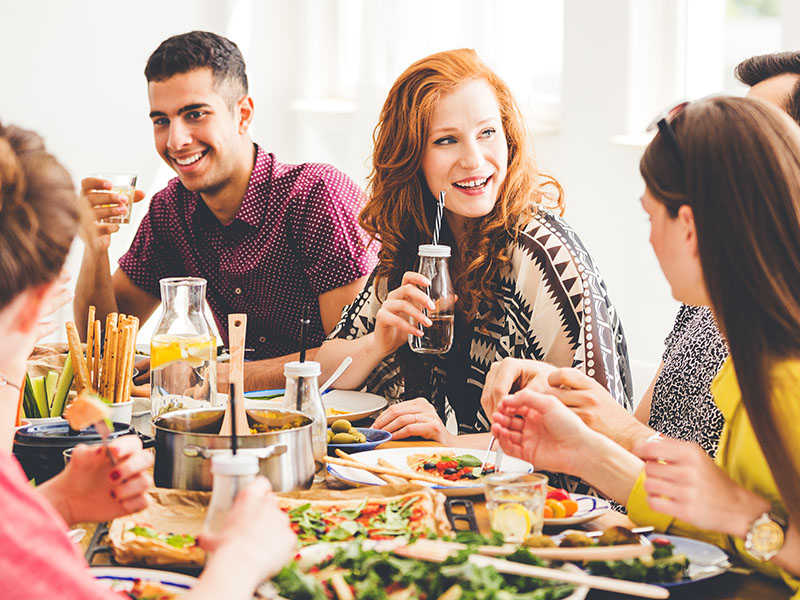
3, 0, 786, 377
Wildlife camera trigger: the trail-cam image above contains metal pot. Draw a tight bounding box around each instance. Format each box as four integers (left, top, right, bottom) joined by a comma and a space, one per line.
153, 407, 315, 492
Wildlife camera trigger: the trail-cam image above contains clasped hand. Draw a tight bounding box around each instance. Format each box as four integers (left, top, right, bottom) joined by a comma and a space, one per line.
372, 397, 455, 444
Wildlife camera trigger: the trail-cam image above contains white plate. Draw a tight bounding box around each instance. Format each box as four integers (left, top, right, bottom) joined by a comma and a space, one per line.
92, 566, 195, 596
245, 389, 388, 425
544, 493, 611, 526
648, 534, 729, 586
326, 446, 533, 497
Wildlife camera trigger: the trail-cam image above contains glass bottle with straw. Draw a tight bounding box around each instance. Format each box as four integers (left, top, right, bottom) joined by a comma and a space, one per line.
282, 306, 327, 482
409, 191, 455, 354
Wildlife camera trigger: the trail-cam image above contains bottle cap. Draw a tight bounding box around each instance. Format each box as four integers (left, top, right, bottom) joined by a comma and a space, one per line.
418, 244, 451, 257
210, 452, 259, 475
284, 360, 322, 377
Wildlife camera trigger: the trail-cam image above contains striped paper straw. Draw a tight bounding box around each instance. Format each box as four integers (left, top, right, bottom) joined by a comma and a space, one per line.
432, 191, 445, 245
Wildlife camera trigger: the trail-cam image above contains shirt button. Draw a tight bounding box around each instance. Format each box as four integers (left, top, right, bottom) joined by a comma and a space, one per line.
234, 287, 242, 295
258, 336, 266, 343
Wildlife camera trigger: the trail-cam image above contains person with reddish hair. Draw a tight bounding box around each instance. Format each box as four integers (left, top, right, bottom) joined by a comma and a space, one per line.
317, 49, 631, 494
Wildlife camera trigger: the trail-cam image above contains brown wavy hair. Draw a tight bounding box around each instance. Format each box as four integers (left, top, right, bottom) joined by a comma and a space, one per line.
362, 48, 564, 320
0, 122, 80, 310
640, 96, 800, 531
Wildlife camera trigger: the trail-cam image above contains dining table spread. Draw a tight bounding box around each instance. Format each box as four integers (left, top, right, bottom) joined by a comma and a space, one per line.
75, 436, 792, 600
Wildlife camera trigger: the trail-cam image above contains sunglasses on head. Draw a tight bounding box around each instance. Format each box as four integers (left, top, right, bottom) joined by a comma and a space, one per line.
646, 100, 689, 167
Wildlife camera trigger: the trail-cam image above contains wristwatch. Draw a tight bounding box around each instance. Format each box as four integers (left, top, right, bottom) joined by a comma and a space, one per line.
744, 510, 787, 561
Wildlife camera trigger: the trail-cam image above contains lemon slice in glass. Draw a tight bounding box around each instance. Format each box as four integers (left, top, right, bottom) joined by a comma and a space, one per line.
490, 502, 531, 542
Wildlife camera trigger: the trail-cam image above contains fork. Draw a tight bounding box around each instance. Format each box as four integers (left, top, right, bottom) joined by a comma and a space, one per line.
480, 436, 505, 474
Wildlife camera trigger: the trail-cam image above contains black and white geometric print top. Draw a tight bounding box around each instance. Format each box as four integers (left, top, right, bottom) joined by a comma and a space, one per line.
329, 209, 633, 493
649, 304, 728, 457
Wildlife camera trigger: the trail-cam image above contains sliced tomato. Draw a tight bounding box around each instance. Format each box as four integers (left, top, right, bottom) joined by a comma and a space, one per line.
437, 460, 458, 470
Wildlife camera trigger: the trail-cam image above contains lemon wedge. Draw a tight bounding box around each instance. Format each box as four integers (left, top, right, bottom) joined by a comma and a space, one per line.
490, 502, 531, 542
151, 335, 215, 370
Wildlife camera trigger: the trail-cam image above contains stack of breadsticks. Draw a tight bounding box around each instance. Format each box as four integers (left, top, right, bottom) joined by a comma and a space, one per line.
65, 306, 139, 403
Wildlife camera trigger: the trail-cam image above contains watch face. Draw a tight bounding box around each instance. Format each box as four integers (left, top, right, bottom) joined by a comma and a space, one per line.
752, 520, 785, 553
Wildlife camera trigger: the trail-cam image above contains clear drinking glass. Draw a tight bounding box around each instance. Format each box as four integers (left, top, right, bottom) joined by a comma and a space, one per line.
484, 472, 548, 543
91, 173, 137, 224
408, 244, 455, 354
150, 277, 217, 418
282, 361, 327, 483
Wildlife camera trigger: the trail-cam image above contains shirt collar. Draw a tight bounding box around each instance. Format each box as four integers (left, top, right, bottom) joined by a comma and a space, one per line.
184, 144, 272, 229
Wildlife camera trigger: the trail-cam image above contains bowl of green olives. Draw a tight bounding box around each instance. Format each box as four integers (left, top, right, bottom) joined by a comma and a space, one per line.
327, 419, 392, 454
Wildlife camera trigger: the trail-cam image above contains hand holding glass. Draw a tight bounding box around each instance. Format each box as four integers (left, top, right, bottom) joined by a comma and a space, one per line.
91, 173, 137, 224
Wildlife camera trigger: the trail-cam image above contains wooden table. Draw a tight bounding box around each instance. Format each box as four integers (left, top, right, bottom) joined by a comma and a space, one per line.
81, 439, 792, 599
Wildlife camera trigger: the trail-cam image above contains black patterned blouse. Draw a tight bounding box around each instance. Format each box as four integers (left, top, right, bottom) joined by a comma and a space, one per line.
329, 209, 633, 494
649, 304, 728, 457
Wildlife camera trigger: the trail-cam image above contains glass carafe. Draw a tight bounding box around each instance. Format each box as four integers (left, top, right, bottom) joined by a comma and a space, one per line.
150, 277, 217, 418
282, 361, 327, 483
408, 244, 455, 354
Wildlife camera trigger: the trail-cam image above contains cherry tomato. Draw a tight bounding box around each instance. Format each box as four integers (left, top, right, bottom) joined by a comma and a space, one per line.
437, 460, 458, 470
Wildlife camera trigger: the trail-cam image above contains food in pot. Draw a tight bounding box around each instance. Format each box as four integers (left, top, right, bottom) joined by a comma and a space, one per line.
249, 413, 308, 434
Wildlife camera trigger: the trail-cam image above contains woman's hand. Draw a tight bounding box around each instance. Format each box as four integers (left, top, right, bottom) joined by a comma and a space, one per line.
39, 435, 153, 525
545, 368, 651, 450
491, 390, 598, 476
480, 358, 556, 422
373, 272, 436, 356
372, 397, 456, 444
633, 437, 770, 536
199, 478, 296, 586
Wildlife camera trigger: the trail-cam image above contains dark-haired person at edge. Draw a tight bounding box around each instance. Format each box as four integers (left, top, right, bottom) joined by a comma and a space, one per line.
482, 50, 800, 461
492, 96, 800, 593
74, 31, 378, 391
0, 122, 295, 598
315, 49, 632, 495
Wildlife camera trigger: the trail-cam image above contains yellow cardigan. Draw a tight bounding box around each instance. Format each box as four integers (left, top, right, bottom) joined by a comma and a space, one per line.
627, 357, 800, 595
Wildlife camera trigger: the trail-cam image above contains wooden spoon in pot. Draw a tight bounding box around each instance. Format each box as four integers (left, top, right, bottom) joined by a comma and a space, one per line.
219, 314, 250, 436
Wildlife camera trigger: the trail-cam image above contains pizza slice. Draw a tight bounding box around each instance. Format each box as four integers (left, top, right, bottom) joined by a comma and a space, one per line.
108, 519, 205, 567
406, 452, 492, 482
277, 486, 451, 545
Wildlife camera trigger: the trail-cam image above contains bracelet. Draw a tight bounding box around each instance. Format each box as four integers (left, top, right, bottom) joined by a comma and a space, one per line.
0, 373, 22, 392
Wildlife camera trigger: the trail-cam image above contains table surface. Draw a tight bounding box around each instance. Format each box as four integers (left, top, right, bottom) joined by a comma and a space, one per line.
80, 439, 792, 599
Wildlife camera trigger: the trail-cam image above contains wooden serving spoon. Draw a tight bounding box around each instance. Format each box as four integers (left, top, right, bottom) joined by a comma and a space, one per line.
219, 314, 250, 436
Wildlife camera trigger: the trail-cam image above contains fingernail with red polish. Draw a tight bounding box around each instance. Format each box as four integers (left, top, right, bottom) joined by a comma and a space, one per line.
110, 469, 121, 481
110, 490, 116, 499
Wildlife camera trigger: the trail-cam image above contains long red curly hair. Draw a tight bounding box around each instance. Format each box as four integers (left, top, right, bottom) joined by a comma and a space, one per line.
361, 48, 564, 320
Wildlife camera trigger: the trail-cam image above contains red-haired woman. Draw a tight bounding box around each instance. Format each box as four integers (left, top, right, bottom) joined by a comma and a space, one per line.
317, 49, 631, 493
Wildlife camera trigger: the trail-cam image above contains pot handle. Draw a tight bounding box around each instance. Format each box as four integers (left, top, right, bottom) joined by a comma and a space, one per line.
182, 444, 288, 460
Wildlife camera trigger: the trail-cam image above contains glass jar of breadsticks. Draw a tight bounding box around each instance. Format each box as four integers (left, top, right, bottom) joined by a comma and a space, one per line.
150, 277, 217, 418
65, 306, 140, 423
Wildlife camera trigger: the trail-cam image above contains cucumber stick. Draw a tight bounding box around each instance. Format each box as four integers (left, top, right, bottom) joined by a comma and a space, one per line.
31, 375, 49, 418
50, 354, 73, 417
23, 375, 38, 418
45, 371, 58, 411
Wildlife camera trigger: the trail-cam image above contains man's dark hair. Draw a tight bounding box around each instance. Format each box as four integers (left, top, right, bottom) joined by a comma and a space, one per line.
145, 31, 248, 105
735, 51, 800, 126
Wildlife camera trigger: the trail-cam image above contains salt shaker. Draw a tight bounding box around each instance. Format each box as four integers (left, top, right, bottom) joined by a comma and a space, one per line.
282, 361, 327, 483
408, 244, 455, 354
202, 452, 258, 536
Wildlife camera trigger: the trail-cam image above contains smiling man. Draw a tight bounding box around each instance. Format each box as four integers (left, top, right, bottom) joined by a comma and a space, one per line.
75, 31, 378, 389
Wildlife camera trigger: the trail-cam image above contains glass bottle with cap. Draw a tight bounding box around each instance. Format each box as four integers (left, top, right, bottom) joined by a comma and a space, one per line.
282, 361, 327, 482
202, 452, 259, 536
408, 244, 455, 354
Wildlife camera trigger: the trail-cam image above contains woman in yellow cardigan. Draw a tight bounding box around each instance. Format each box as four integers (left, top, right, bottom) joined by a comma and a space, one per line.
491, 95, 800, 593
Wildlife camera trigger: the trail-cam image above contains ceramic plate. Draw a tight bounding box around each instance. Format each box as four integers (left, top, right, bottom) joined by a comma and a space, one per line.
328, 427, 393, 454
92, 566, 196, 596
544, 493, 611, 526
326, 446, 533, 497
245, 389, 388, 425
646, 534, 730, 586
